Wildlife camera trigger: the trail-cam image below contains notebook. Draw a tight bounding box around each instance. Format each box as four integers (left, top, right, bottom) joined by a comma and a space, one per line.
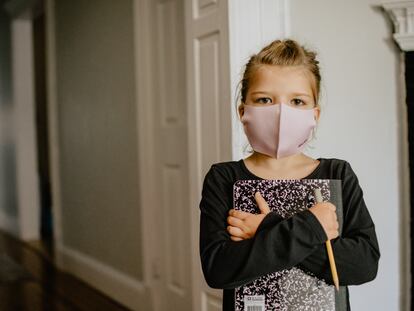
232, 179, 347, 311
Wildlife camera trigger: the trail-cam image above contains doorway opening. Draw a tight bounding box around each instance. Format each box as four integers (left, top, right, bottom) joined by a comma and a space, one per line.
33, 10, 53, 253
406, 51, 414, 310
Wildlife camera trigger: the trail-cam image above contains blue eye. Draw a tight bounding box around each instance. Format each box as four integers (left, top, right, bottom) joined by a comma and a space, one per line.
255, 97, 272, 104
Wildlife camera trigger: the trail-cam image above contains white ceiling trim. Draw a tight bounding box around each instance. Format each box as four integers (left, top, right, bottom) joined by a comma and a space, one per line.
382, 1, 414, 51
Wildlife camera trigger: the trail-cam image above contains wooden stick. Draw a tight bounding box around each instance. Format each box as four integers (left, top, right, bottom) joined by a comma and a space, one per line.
313, 188, 340, 291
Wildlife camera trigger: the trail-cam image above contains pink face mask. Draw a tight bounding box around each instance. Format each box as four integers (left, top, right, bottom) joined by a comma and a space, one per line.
240, 103, 317, 159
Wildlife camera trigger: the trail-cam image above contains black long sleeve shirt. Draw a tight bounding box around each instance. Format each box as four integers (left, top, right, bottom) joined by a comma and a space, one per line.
198, 157, 381, 311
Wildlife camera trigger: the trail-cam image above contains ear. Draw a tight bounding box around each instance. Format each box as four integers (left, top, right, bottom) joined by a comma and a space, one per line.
314, 106, 320, 122
238, 104, 244, 120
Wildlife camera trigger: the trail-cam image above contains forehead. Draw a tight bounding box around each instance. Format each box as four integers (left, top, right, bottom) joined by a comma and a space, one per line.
249, 65, 313, 94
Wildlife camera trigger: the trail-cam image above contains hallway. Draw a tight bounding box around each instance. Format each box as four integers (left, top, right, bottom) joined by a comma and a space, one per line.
0, 0, 408, 309
0, 230, 130, 310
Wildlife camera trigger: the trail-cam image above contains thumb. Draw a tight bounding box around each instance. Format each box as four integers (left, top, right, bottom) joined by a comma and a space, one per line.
255, 192, 271, 215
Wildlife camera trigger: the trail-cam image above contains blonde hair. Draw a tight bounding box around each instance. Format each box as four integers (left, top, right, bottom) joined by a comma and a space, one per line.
235, 38, 322, 154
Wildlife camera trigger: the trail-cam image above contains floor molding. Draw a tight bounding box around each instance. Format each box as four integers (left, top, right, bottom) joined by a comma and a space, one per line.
57, 243, 153, 311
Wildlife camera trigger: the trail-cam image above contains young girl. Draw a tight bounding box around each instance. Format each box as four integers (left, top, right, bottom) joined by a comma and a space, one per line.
199, 39, 380, 311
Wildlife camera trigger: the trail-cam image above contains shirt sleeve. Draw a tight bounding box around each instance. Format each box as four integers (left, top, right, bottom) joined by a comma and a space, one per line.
296, 160, 381, 286
199, 164, 328, 289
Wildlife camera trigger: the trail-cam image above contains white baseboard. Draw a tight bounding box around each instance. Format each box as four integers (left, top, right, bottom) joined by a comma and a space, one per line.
57, 243, 154, 311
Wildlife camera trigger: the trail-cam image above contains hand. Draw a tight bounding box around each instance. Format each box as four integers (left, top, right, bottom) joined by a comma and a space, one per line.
308, 201, 339, 240
227, 192, 271, 241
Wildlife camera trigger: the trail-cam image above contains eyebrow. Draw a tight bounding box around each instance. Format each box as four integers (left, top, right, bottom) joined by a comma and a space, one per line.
250, 91, 312, 98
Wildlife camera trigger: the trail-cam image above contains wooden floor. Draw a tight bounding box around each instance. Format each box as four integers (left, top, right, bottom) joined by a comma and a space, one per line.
0, 230, 131, 311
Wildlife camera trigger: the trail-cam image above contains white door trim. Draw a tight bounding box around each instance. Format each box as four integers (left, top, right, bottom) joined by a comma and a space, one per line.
133, 0, 162, 309
4, 3, 41, 241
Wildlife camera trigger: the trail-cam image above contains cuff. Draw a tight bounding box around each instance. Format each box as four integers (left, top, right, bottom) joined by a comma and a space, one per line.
256, 211, 283, 233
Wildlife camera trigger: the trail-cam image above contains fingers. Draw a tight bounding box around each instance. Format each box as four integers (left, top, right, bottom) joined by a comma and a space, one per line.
227, 215, 246, 229
227, 225, 247, 239
230, 236, 243, 241
329, 205, 339, 239
327, 230, 338, 241
309, 202, 339, 240
228, 209, 250, 220
229, 192, 271, 218
254, 192, 271, 214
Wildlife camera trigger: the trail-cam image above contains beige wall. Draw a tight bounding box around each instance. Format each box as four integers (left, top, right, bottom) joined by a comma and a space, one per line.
290, 0, 403, 310
54, 0, 142, 279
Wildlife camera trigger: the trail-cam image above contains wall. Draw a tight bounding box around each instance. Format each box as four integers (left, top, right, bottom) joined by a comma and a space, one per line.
53, 0, 143, 279
289, 0, 402, 310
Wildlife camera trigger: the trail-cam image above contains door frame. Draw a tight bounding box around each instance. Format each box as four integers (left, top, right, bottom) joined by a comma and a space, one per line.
2, 0, 41, 241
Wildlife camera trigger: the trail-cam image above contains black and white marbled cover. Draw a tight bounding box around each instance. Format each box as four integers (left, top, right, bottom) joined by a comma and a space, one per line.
233, 179, 345, 311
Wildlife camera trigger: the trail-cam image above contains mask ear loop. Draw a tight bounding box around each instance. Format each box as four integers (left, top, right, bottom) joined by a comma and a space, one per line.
304, 112, 319, 153
311, 103, 319, 141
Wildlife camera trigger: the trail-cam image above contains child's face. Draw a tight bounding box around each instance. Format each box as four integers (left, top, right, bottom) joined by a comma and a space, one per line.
239, 65, 320, 121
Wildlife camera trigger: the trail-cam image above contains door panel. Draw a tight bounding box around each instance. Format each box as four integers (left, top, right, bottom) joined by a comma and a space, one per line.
184, 0, 232, 310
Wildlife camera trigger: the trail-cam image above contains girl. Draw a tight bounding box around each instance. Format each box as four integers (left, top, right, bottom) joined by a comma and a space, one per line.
199, 39, 380, 311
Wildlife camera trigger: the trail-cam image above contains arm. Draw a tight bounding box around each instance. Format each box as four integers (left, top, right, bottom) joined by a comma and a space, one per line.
199, 164, 328, 289
297, 161, 381, 286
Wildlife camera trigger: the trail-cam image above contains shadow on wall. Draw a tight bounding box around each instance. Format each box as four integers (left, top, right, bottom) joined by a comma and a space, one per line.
0, 140, 18, 220
0, 0, 12, 110
0, 0, 18, 223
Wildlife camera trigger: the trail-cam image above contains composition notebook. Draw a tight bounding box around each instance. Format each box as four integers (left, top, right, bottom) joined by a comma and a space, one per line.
233, 179, 347, 311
